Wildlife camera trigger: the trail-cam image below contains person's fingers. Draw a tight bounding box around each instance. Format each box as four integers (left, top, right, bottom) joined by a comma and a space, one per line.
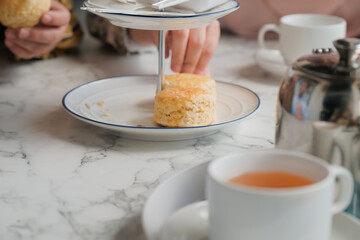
4, 39, 34, 59
16, 25, 67, 44
5, 28, 16, 40
194, 21, 220, 75
6, 37, 47, 53
41, 1, 71, 27
180, 27, 206, 74
169, 30, 189, 72
203, 66, 211, 77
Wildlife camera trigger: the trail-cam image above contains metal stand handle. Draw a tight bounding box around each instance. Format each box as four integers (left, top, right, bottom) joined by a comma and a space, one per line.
157, 30, 165, 93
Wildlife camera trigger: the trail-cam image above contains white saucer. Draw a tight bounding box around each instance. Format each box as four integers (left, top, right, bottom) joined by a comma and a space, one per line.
159, 201, 208, 240
255, 48, 288, 77
142, 161, 360, 240
82, 0, 239, 30
159, 201, 360, 240
62, 75, 260, 141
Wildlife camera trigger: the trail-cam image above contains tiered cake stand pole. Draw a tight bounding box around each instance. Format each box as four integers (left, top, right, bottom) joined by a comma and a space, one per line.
157, 30, 166, 93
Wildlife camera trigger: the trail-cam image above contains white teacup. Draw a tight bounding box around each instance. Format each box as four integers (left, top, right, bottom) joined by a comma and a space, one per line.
207, 150, 353, 240
258, 14, 346, 65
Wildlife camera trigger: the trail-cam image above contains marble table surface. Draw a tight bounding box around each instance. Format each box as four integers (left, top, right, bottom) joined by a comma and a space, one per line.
0, 33, 283, 240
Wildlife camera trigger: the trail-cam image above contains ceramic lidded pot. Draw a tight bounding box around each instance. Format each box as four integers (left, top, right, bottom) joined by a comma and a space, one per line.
275, 38, 360, 218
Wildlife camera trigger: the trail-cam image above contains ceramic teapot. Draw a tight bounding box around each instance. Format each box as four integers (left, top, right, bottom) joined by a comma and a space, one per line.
275, 38, 360, 218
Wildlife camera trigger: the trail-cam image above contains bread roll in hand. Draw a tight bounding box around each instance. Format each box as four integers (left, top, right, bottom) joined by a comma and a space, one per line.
0, 0, 51, 28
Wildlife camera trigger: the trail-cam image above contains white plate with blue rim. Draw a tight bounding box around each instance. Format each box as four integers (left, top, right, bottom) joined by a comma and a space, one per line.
62, 75, 260, 141
142, 161, 360, 240
81, 0, 239, 30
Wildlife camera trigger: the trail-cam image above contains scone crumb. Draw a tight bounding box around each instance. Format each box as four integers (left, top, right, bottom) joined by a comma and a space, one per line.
96, 101, 105, 107
103, 113, 111, 117
137, 124, 144, 127
85, 103, 91, 109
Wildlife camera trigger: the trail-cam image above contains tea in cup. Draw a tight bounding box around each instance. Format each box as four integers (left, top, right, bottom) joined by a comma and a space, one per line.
258, 14, 346, 65
229, 170, 314, 188
207, 150, 353, 240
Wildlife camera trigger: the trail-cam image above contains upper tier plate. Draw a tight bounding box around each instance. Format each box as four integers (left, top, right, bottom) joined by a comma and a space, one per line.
82, 0, 239, 30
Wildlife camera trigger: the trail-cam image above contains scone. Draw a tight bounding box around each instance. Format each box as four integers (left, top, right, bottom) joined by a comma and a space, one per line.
0, 0, 51, 28
154, 87, 216, 127
163, 73, 216, 97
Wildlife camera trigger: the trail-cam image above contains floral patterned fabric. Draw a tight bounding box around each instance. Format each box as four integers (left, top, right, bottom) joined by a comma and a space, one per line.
86, 13, 131, 55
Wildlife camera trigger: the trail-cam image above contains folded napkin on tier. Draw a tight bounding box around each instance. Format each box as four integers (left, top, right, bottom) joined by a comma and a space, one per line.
114, 0, 229, 12
137, 0, 228, 12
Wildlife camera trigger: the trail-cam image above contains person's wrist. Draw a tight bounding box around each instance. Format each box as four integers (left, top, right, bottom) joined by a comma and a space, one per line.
129, 29, 154, 46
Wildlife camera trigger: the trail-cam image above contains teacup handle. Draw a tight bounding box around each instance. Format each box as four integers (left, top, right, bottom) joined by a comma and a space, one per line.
329, 138, 346, 166
330, 165, 354, 214
258, 23, 280, 50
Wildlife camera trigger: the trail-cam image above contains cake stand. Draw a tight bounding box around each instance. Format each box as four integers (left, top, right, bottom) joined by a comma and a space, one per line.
82, 0, 239, 93
62, 0, 260, 141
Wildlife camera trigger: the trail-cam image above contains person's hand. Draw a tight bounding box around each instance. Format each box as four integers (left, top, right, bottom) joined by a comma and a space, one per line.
129, 20, 220, 76
4, 1, 70, 59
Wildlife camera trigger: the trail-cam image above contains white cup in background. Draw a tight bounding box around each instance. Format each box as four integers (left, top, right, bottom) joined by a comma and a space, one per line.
258, 14, 346, 65
207, 150, 353, 240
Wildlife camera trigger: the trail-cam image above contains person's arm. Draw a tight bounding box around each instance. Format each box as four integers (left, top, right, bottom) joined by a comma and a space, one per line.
220, 0, 277, 38
87, 13, 220, 76
334, 0, 360, 37
4, 0, 82, 59
221, 0, 348, 38
129, 21, 220, 76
